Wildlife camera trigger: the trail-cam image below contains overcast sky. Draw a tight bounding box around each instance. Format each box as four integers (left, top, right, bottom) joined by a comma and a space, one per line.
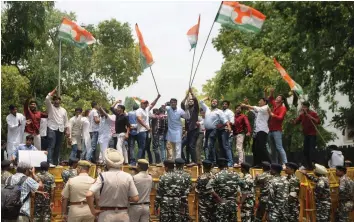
56, 1, 224, 105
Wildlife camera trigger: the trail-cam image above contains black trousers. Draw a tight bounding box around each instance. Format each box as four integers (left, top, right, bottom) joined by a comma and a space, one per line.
252, 131, 270, 166
186, 128, 198, 163
303, 135, 316, 169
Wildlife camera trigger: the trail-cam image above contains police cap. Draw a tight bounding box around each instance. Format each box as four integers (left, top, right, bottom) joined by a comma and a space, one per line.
285, 162, 299, 171
271, 163, 283, 173
175, 158, 185, 165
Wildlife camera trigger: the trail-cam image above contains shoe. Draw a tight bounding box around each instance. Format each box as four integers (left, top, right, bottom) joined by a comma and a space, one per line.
186, 162, 197, 167
233, 164, 241, 168
299, 166, 306, 170
156, 163, 164, 167
282, 164, 286, 170
49, 164, 56, 167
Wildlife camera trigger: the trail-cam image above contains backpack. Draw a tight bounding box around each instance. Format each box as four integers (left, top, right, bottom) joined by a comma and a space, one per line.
1, 175, 29, 220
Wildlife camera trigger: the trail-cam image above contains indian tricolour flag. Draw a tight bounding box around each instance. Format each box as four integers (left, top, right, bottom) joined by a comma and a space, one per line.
215, 1, 266, 33
187, 15, 200, 50
135, 24, 154, 70
132, 97, 141, 105
58, 18, 96, 48
274, 58, 304, 95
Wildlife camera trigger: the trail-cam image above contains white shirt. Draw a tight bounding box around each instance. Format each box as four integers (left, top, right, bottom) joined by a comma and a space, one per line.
6, 113, 25, 143
136, 107, 151, 133
98, 115, 114, 142
223, 108, 235, 129
166, 106, 189, 143
69, 115, 83, 137
39, 118, 48, 137
328, 150, 344, 168
253, 105, 270, 133
45, 94, 68, 132
89, 108, 100, 132
200, 101, 228, 130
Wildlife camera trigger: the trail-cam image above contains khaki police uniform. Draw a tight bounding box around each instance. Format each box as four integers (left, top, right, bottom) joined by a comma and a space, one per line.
89, 148, 139, 222
128, 160, 153, 222
62, 161, 95, 222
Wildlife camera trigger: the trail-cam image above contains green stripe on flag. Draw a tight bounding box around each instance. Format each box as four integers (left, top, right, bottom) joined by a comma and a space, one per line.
139, 52, 151, 70
58, 32, 88, 49
215, 14, 261, 33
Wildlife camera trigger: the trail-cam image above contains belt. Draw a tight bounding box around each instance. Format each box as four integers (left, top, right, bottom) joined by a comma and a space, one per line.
130, 202, 150, 206
70, 201, 87, 205
100, 207, 128, 211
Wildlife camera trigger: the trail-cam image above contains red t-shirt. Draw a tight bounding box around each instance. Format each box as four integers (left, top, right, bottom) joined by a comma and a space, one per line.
233, 114, 252, 135
24, 103, 47, 135
268, 96, 287, 132
295, 110, 320, 135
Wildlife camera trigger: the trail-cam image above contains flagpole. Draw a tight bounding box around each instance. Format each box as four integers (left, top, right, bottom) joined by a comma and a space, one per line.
149, 67, 160, 95
188, 47, 197, 87
58, 40, 62, 96
190, 1, 223, 87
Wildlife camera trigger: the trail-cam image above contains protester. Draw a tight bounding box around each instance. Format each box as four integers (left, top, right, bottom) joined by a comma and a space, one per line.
68, 108, 83, 160
196, 109, 206, 165
6, 105, 26, 160
181, 88, 199, 166
219, 100, 235, 167
128, 104, 139, 165
87, 102, 100, 163
292, 101, 321, 170
23, 99, 48, 150
45, 88, 69, 165
233, 104, 252, 167
136, 95, 161, 163
267, 88, 288, 166
150, 108, 168, 165
98, 107, 116, 163
11, 135, 38, 164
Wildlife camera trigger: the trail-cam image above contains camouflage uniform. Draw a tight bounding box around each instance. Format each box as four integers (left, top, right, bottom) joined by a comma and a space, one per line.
208, 169, 241, 222
336, 175, 354, 222
155, 171, 186, 222
175, 168, 192, 222
286, 174, 300, 222
305, 174, 331, 222
34, 171, 56, 222
1, 170, 12, 185
195, 171, 215, 222
267, 175, 289, 222
254, 171, 272, 221
61, 168, 77, 184
239, 173, 255, 222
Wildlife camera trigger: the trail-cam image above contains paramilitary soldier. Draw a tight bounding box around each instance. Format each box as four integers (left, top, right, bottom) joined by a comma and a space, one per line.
87, 148, 139, 222
128, 159, 153, 222
175, 158, 192, 222
61, 157, 78, 184
239, 162, 255, 222
267, 163, 289, 222
254, 161, 272, 222
155, 159, 186, 222
208, 158, 241, 222
300, 164, 331, 222
335, 165, 354, 222
285, 162, 300, 222
195, 160, 214, 222
34, 161, 56, 222
61, 160, 95, 222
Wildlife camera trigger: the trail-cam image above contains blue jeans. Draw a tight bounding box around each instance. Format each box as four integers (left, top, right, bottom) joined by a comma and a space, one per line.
47, 128, 64, 165
218, 130, 234, 167
137, 132, 152, 163
152, 134, 166, 164
70, 144, 78, 160
86, 131, 99, 162
268, 131, 288, 164
204, 129, 217, 164
128, 134, 138, 165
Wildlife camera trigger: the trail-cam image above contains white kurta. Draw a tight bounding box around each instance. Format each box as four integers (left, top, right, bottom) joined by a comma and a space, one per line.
166, 106, 189, 143
98, 115, 114, 161
6, 113, 25, 159
81, 117, 91, 155
69, 115, 83, 150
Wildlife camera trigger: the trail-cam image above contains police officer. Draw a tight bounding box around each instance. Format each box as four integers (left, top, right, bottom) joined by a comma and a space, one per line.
285, 162, 300, 222
267, 163, 289, 221
34, 161, 56, 222
300, 164, 331, 222
254, 161, 272, 221
155, 159, 185, 222
195, 160, 214, 222
87, 148, 139, 222
62, 160, 95, 222
335, 165, 354, 222
239, 162, 255, 222
61, 157, 78, 184
1, 160, 13, 184
175, 158, 192, 222
128, 159, 153, 222
208, 158, 241, 222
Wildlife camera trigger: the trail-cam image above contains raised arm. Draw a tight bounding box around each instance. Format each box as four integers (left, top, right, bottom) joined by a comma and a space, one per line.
45, 88, 56, 111
110, 100, 121, 115
200, 97, 210, 112
149, 94, 161, 110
